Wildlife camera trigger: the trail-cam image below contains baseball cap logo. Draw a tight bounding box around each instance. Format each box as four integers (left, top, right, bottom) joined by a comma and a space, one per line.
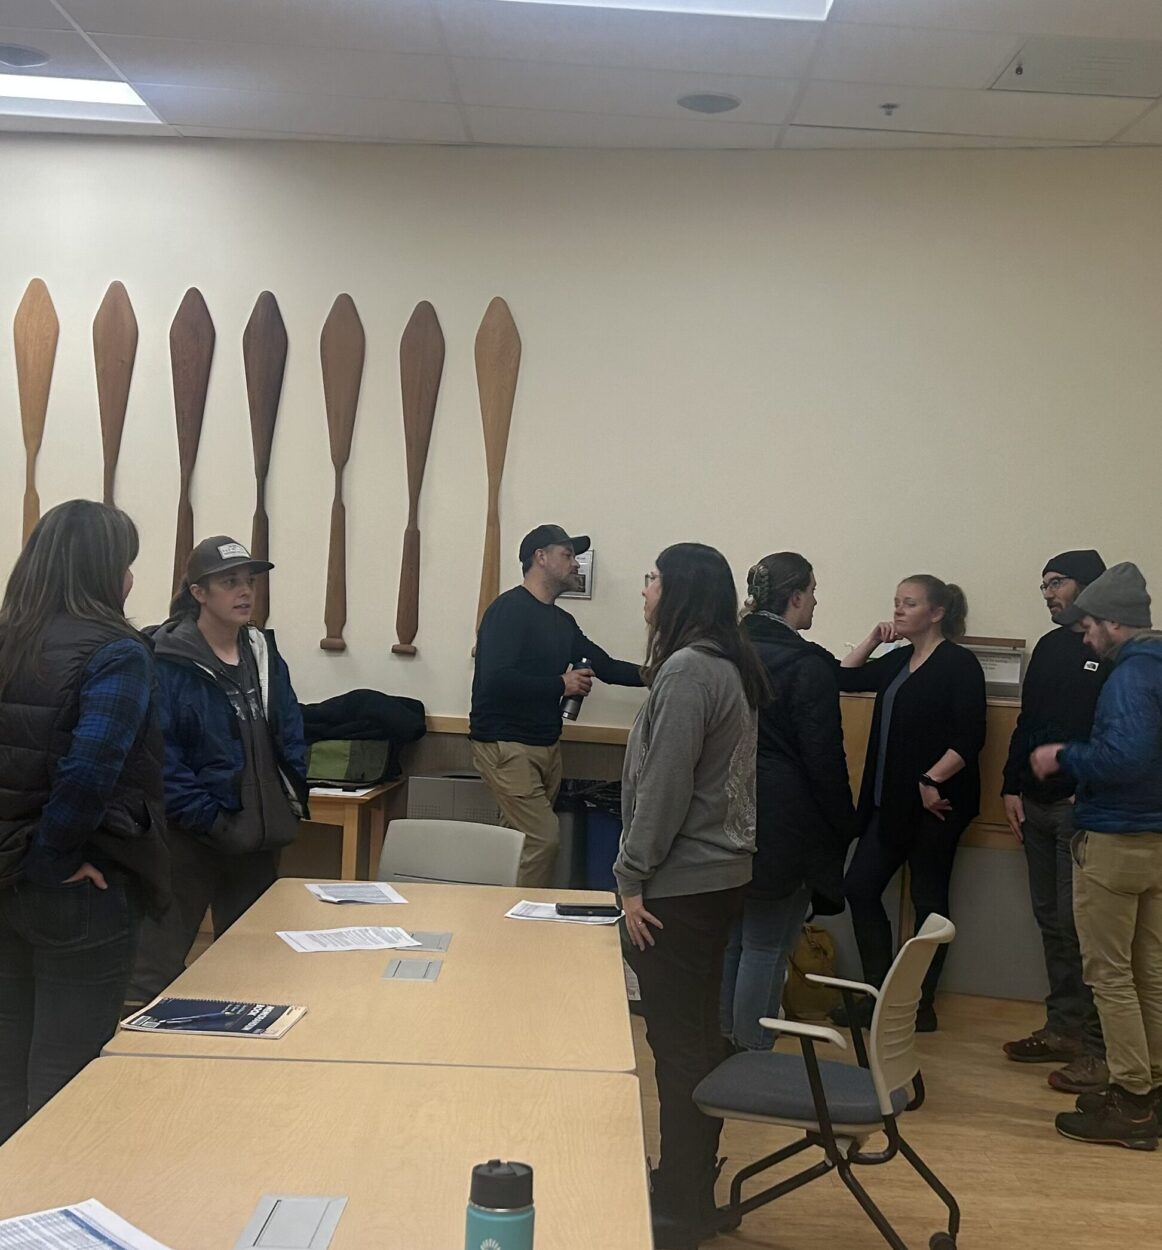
217, 542, 250, 560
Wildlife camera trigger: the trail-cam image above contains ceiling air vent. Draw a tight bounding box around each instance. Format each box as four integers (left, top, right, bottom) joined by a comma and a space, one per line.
992, 36, 1162, 99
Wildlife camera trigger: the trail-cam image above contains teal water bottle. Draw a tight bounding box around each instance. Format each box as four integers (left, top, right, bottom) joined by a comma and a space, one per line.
465, 1159, 534, 1250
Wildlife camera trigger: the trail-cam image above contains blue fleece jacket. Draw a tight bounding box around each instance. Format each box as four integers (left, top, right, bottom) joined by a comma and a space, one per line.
1059, 632, 1162, 833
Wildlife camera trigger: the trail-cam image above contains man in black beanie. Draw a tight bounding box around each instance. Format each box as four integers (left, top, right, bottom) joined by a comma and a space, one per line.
1001, 549, 1109, 1093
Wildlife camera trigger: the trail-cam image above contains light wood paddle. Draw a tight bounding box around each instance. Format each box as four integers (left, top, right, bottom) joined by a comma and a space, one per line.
474, 297, 522, 633
319, 293, 365, 652
392, 301, 445, 656
243, 291, 288, 629
13, 278, 60, 542
92, 281, 138, 507
169, 288, 216, 596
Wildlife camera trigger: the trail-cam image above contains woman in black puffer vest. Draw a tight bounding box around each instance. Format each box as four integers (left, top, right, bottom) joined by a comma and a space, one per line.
720, 553, 856, 1051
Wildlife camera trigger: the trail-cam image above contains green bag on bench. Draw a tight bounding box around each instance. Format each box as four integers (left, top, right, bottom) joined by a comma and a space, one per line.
306, 739, 393, 788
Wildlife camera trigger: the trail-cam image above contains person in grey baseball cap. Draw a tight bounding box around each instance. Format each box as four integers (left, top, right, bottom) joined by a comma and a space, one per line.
1031, 562, 1162, 1150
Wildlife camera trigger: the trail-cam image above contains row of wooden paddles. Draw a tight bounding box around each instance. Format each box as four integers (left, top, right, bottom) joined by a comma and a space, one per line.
11, 279, 522, 655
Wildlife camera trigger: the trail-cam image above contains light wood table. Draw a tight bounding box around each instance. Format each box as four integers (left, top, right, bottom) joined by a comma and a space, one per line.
0, 1057, 651, 1250
105, 879, 635, 1073
307, 781, 402, 880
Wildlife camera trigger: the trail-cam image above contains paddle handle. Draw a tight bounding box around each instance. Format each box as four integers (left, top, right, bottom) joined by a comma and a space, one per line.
102, 462, 116, 507
251, 491, 270, 628
392, 526, 421, 655
476, 497, 502, 629
173, 480, 194, 596
321, 473, 347, 652
22, 463, 39, 544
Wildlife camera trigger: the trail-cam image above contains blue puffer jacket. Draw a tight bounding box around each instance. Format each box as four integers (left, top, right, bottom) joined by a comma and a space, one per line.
151, 619, 308, 836
1060, 633, 1162, 833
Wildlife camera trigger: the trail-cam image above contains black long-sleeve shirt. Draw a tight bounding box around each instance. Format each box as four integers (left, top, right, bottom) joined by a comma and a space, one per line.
469, 587, 643, 746
1002, 625, 1107, 803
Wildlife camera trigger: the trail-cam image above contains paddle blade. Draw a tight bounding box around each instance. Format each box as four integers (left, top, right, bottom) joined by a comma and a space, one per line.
92, 281, 139, 506
14, 278, 60, 541
170, 287, 216, 593
320, 293, 365, 469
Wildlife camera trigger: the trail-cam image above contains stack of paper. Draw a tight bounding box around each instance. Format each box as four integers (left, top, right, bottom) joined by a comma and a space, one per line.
277, 926, 422, 953
306, 882, 407, 904
0, 1200, 174, 1249
505, 901, 622, 925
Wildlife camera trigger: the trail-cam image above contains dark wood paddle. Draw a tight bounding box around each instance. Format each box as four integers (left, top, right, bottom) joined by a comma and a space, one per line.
13, 278, 60, 542
92, 281, 138, 507
243, 291, 288, 629
474, 297, 522, 632
169, 288, 216, 596
319, 293, 365, 652
392, 301, 445, 656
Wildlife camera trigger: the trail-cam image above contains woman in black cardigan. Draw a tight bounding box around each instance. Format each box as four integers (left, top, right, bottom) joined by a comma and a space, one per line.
837, 574, 986, 1032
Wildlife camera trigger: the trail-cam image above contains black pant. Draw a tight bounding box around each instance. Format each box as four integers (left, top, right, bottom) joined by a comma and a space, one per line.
129, 828, 278, 1003
624, 886, 744, 1220
1021, 795, 1104, 1054
844, 810, 962, 1008
0, 871, 141, 1145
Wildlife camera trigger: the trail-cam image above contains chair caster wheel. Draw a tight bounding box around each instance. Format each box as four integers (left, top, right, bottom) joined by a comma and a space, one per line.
929, 1234, 956, 1250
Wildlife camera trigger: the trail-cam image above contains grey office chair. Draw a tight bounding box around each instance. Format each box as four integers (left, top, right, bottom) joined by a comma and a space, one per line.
694, 914, 959, 1250
376, 818, 524, 886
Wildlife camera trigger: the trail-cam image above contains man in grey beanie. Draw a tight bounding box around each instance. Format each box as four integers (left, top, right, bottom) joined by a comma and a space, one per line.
1002, 550, 1108, 1092
1030, 562, 1162, 1150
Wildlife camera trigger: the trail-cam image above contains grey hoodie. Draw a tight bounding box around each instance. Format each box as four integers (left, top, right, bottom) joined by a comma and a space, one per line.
614, 642, 757, 900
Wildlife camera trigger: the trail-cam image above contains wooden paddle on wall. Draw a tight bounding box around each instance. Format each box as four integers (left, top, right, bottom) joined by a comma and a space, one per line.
319, 293, 365, 652
243, 291, 288, 629
170, 288, 216, 596
92, 281, 138, 507
392, 301, 445, 656
474, 297, 522, 631
13, 278, 60, 542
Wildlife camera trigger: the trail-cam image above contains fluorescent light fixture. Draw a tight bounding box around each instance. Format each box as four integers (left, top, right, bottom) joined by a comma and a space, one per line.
494, 0, 834, 17
0, 73, 160, 123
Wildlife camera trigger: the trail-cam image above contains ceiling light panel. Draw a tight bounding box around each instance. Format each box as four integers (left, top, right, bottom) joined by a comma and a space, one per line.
493, 1, 834, 19
0, 72, 160, 122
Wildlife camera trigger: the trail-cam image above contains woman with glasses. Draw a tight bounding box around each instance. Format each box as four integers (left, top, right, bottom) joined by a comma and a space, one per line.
615, 543, 768, 1250
0, 501, 169, 1144
720, 552, 855, 1052
836, 574, 986, 1033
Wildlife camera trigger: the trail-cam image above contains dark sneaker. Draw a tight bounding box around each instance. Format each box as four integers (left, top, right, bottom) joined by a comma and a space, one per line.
1077, 1086, 1162, 1116
828, 997, 874, 1030
1003, 1030, 1083, 1063
916, 1004, 938, 1033
1056, 1086, 1158, 1151
1048, 1054, 1109, 1095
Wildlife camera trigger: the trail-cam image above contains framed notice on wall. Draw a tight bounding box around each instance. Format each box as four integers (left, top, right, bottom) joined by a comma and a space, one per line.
560, 548, 594, 600
963, 636, 1025, 699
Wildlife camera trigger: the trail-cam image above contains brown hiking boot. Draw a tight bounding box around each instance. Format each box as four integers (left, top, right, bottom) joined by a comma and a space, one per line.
1048, 1054, 1109, 1094
1003, 1030, 1083, 1063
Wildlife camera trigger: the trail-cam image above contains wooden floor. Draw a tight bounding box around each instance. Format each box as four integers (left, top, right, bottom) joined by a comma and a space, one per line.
633, 995, 1158, 1250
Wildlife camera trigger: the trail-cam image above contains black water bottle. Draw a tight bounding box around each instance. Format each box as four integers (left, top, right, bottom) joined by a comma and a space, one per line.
561, 657, 589, 722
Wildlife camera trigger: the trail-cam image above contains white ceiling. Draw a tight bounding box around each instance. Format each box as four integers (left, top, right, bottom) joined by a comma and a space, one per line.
2, 0, 1162, 149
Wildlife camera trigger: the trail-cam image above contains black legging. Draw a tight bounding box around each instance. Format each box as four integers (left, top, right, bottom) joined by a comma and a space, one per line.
844, 810, 965, 1008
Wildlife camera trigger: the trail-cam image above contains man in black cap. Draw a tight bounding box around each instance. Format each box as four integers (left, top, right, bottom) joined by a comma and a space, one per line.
470, 525, 643, 886
1002, 550, 1108, 1093
1030, 563, 1162, 1150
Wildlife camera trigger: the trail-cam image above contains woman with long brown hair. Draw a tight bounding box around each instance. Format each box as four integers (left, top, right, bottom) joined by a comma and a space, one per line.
614, 542, 767, 1250
0, 501, 169, 1144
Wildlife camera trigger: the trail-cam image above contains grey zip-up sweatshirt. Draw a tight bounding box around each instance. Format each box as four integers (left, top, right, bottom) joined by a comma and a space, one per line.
614, 642, 757, 900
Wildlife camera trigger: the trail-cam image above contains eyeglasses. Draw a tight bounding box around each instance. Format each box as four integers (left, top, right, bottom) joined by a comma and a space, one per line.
1039, 576, 1074, 594
644, 572, 660, 589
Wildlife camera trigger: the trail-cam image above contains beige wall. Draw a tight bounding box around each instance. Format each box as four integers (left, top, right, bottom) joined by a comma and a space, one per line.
1, 135, 1160, 726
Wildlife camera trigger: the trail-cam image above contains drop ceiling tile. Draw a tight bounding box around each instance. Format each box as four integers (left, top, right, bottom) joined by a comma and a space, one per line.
452, 57, 797, 125
60, 0, 443, 54
828, 1, 1162, 42
781, 125, 1097, 149
94, 36, 455, 102
1, 1, 71, 30
437, 0, 819, 76
1114, 100, 1162, 143
465, 103, 777, 148
0, 113, 177, 136
0, 26, 117, 78
135, 83, 468, 142
173, 125, 400, 143
815, 23, 1020, 89
993, 36, 1162, 99
794, 79, 1150, 140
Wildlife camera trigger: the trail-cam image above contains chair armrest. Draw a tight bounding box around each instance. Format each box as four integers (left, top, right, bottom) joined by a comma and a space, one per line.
759, 1017, 847, 1050
805, 974, 880, 999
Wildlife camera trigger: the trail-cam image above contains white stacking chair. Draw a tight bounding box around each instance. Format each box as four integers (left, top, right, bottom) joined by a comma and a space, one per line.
694, 914, 959, 1250
376, 818, 524, 886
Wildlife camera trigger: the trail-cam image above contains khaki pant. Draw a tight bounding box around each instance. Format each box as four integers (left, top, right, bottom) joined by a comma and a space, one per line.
1073, 830, 1162, 1094
471, 741, 563, 888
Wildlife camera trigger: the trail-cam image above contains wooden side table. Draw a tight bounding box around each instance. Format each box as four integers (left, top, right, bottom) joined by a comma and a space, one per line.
307, 779, 403, 879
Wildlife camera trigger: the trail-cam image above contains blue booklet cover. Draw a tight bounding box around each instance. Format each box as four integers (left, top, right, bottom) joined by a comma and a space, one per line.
121, 997, 307, 1038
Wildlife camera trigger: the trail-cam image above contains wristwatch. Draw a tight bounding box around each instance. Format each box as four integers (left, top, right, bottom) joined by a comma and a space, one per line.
919, 774, 942, 791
